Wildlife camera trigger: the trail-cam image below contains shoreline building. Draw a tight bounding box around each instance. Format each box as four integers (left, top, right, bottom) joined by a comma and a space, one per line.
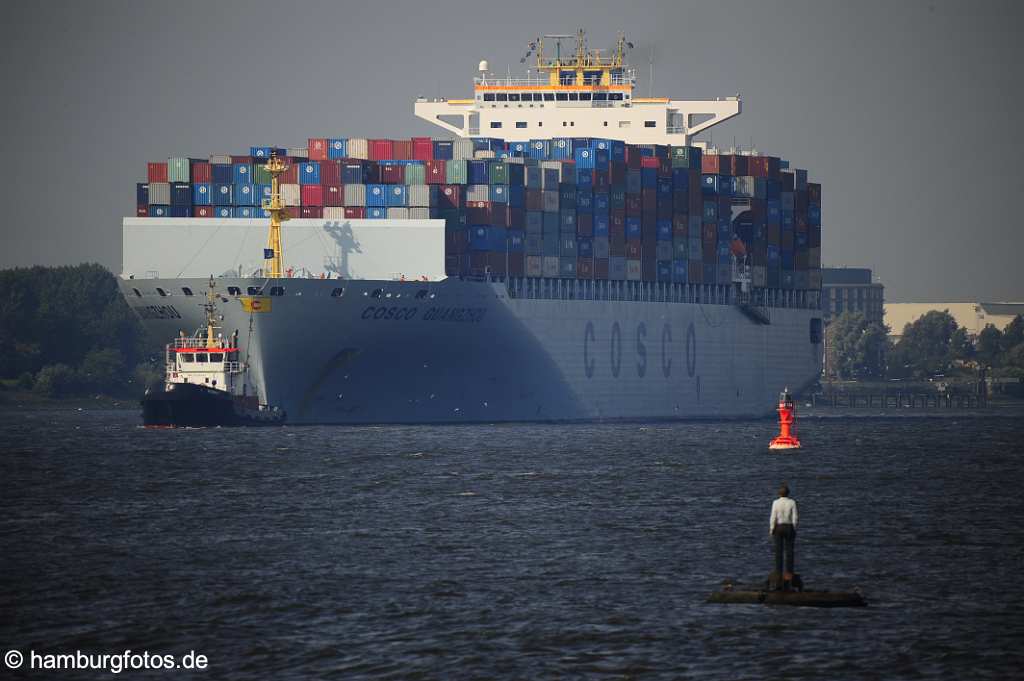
822, 268, 884, 325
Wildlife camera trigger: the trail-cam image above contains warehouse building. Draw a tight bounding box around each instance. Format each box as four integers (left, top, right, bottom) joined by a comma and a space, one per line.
822, 267, 884, 324
885, 302, 1024, 340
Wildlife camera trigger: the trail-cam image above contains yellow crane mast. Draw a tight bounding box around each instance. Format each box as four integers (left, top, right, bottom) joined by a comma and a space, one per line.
261, 153, 289, 278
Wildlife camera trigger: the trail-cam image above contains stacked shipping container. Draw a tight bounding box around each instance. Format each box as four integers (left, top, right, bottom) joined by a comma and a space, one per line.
137, 138, 822, 290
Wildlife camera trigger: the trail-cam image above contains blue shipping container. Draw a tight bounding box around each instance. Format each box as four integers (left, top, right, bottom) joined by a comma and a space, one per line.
489, 185, 508, 204
701, 174, 719, 195
235, 183, 256, 206
211, 183, 232, 206
528, 139, 550, 159
673, 259, 688, 282
169, 205, 190, 218
366, 184, 387, 207
626, 216, 642, 239
299, 162, 320, 185
433, 141, 454, 160
386, 184, 407, 207
574, 147, 596, 169
232, 163, 252, 185
469, 161, 489, 185
148, 205, 169, 217
136, 183, 148, 205
192, 183, 211, 205
593, 213, 610, 237
656, 220, 673, 241
367, 206, 387, 219
577, 190, 593, 213
170, 183, 191, 207
233, 206, 256, 218
550, 138, 572, 160
328, 139, 348, 159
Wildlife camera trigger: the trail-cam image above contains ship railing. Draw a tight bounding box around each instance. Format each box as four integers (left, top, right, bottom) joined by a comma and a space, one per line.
167, 360, 243, 373
172, 337, 230, 350
473, 73, 635, 88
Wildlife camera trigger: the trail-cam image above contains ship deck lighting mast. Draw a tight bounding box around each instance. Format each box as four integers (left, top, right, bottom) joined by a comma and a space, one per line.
261, 153, 289, 278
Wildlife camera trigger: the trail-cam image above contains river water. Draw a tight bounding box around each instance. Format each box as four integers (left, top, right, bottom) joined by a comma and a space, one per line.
2, 407, 1023, 679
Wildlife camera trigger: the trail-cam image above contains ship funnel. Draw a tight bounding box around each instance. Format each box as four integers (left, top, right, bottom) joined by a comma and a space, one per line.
478, 60, 489, 72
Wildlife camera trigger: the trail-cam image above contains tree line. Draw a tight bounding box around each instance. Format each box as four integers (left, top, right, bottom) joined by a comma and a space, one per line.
0, 264, 161, 397
826, 310, 1024, 381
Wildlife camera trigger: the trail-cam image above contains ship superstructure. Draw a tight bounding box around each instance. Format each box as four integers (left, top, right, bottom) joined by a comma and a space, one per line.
414, 30, 740, 145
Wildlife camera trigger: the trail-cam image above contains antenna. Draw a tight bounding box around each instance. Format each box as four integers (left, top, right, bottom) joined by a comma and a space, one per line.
648, 45, 654, 98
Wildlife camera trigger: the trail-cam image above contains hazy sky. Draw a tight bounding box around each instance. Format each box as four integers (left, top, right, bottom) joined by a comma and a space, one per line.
2, 0, 1021, 302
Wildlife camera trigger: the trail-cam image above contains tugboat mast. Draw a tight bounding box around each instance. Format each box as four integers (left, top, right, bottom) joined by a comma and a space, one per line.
261, 153, 289, 278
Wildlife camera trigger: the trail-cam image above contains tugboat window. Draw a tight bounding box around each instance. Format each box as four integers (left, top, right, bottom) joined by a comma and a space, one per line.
210, 353, 223, 362
247, 286, 260, 295
483, 93, 495, 101
330, 287, 345, 297
556, 93, 568, 101
181, 287, 193, 296
578, 92, 591, 101
567, 93, 578, 101
644, 120, 657, 128
196, 353, 208, 363
543, 93, 555, 101
156, 288, 167, 297
181, 354, 194, 363
228, 286, 241, 296
495, 93, 508, 101
507, 93, 520, 101
372, 288, 384, 298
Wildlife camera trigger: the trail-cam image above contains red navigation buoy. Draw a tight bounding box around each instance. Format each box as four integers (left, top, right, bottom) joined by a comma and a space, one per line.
769, 388, 801, 450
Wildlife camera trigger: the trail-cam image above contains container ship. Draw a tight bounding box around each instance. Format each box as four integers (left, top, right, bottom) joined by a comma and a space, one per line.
120, 32, 824, 424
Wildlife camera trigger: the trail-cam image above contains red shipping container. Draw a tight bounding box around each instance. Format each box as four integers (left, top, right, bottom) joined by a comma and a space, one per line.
624, 147, 643, 169
732, 155, 748, 176
284, 207, 301, 219
525, 189, 543, 211
439, 185, 463, 209
642, 188, 657, 213
301, 185, 324, 206
190, 161, 211, 183
300, 206, 323, 218
320, 160, 341, 185
380, 163, 405, 184
147, 162, 168, 183
280, 164, 299, 184
702, 240, 716, 263
425, 159, 446, 184
702, 223, 717, 241
136, 206, 149, 217
609, 161, 627, 184
626, 240, 642, 259
344, 207, 366, 219
780, 171, 795, 192
467, 201, 492, 223
231, 155, 254, 164
592, 169, 610, 191
445, 255, 461, 275
308, 139, 329, 161
508, 252, 525, 277
492, 206, 510, 228
392, 140, 413, 160
640, 156, 660, 169
658, 157, 672, 176
577, 257, 594, 279
487, 252, 507, 275
717, 155, 733, 176
192, 206, 213, 218
701, 155, 722, 174
688, 261, 703, 283
594, 258, 609, 279
324, 185, 344, 207
610, 211, 626, 233
368, 139, 394, 161
767, 224, 781, 244
412, 137, 434, 161
642, 258, 656, 281
782, 231, 794, 250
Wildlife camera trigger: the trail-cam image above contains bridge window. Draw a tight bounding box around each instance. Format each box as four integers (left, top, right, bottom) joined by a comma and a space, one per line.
609, 92, 623, 101
181, 353, 194, 363
568, 93, 578, 101
247, 286, 261, 295
196, 353, 208, 363
132, 288, 141, 297
495, 93, 508, 101
181, 287, 193, 296
210, 353, 224, 362
371, 288, 383, 298
330, 287, 345, 297
483, 93, 495, 101
618, 121, 631, 128
579, 92, 591, 101
644, 120, 657, 128
268, 286, 285, 296
556, 93, 568, 101
156, 287, 167, 297
593, 92, 608, 101
543, 93, 555, 101
516, 121, 527, 128
603, 121, 608, 126
490, 121, 502, 129
228, 286, 241, 296
507, 93, 520, 101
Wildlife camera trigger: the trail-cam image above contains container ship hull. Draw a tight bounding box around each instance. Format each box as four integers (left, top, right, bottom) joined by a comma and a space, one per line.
121, 276, 820, 424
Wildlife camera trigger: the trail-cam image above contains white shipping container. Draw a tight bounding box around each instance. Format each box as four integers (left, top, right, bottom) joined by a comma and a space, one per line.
626, 259, 642, 281
407, 184, 431, 207
287, 148, 308, 158
280, 184, 301, 206
409, 207, 430, 220
323, 207, 346, 219
347, 138, 368, 160
542, 256, 560, 278
386, 207, 409, 220
526, 255, 543, 278
208, 155, 232, 165
466, 185, 490, 202
452, 140, 474, 160
344, 184, 366, 207
474, 150, 496, 159
148, 182, 170, 204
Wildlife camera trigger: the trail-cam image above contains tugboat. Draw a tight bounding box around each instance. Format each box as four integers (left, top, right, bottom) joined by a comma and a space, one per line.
141, 277, 285, 427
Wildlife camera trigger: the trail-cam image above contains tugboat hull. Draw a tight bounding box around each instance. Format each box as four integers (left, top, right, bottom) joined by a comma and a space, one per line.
142, 383, 284, 427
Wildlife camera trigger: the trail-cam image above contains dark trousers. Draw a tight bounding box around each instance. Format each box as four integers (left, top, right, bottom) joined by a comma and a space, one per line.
773, 524, 796, 574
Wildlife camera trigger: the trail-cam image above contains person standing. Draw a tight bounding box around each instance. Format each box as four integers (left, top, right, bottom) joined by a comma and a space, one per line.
770, 484, 798, 583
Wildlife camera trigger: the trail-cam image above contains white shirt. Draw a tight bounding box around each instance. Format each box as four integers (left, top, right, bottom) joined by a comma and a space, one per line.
770, 497, 798, 533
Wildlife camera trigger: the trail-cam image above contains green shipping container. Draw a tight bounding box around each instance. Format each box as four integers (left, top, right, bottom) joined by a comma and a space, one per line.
446, 160, 468, 185
253, 164, 271, 184
670, 147, 694, 168
168, 157, 190, 183
488, 161, 508, 185
405, 164, 426, 185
